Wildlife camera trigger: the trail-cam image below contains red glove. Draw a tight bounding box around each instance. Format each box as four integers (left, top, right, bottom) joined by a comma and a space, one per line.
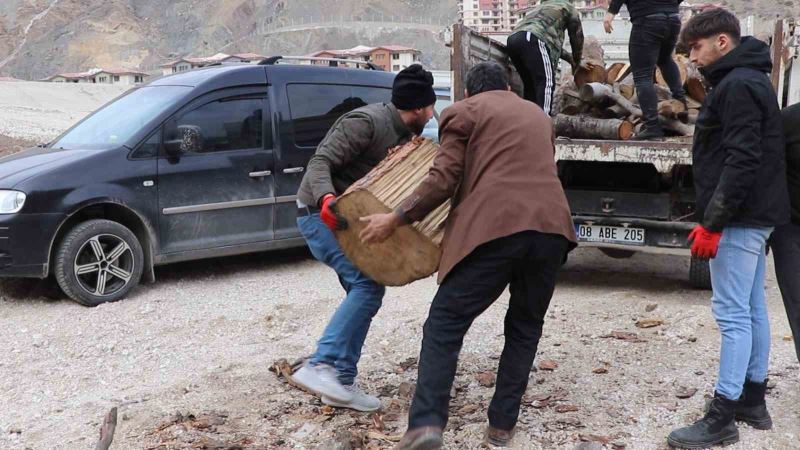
688, 225, 722, 259
319, 194, 348, 231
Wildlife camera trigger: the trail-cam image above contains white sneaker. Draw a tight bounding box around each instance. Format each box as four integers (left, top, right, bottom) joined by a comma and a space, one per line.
292, 363, 353, 403
321, 383, 382, 412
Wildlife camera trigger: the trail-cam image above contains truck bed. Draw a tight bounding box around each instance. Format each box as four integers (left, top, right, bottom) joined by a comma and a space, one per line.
556, 138, 692, 174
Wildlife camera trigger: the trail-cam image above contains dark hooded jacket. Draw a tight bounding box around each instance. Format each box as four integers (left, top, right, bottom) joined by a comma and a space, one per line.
782, 103, 800, 224
692, 36, 790, 231
608, 0, 682, 21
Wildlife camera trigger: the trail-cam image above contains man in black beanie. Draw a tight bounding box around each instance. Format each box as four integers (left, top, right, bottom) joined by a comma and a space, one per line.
292, 64, 436, 411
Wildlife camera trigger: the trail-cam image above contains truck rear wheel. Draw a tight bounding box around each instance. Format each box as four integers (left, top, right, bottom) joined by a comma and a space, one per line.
54, 219, 144, 306
689, 256, 712, 290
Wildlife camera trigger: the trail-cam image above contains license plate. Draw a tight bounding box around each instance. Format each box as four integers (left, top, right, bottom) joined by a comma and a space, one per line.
576, 224, 645, 245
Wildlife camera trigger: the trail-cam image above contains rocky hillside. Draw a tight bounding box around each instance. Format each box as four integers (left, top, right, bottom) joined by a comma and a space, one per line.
0, 0, 797, 80
0, 0, 457, 80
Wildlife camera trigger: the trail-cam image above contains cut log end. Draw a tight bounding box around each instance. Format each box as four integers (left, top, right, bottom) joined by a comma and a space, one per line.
619, 121, 634, 140
335, 190, 441, 286
574, 63, 606, 88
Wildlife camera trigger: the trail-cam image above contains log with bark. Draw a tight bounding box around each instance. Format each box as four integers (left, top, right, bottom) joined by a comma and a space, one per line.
618, 77, 636, 99
683, 61, 707, 103
560, 90, 589, 115
334, 137, 449, 286
580, 82, 643, 117
574, 37, 607, 88
574, 64, 607, 88
658, 99, 688, 119
554, 114, 635, 140
686, 76, 707, 103
554, 80, 589, 116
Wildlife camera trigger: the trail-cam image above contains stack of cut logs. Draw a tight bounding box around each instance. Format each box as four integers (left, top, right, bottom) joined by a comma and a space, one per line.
552, 38, 705, 141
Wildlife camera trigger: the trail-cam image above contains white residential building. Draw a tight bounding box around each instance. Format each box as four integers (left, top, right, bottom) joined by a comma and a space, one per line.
44, 68, 149, 85
160, 52, 267, 76
306, 45, 421, 72
93, 69, 148, 85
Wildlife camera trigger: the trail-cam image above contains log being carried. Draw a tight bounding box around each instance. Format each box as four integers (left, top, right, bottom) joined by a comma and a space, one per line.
335, 137, 449, 286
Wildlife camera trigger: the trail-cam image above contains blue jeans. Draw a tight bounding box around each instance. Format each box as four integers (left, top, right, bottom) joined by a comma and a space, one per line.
297, 213, 385, 385
710, 226, 773, 400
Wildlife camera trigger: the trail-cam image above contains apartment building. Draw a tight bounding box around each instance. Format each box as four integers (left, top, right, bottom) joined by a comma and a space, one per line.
307, 45, 421, 72
459, 1, 613, 33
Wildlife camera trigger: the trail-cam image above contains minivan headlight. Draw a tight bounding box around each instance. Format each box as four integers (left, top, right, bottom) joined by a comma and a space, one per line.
0, 191, 26, 214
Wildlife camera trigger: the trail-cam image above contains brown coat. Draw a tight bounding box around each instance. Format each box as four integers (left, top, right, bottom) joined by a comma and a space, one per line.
399, 90, 577, 283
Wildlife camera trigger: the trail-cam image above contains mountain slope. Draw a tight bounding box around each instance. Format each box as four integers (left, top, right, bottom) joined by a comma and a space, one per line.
0, 0, 796, 80
0, 0, 457, 79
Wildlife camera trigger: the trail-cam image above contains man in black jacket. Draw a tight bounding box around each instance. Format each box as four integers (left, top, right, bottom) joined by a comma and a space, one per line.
666, 9, 790, 449
772, 103, 800, 363
604, 0, 687, 140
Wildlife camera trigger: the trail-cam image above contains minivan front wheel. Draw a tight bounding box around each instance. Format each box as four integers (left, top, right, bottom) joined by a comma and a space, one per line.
55, 219, 144, 306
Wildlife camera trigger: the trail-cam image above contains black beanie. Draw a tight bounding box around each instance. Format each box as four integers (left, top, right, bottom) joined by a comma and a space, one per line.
392, 64, 436, 110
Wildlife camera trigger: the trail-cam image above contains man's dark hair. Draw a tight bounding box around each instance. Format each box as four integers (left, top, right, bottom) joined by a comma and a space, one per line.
465, 62, 509, 97
679, 8, 741, 48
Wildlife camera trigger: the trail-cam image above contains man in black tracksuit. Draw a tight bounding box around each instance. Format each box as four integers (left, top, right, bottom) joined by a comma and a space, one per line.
667, 9, 790, 449
772, 103, 800, 363
605, 0, 687, 140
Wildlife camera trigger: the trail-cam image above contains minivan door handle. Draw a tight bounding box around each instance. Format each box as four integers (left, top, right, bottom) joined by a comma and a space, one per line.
283, 167, 304, 174
249, 170, 272, 178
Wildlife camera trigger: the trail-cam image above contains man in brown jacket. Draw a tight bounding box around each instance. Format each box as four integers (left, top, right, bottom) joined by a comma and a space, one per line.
360, 62, 577, 449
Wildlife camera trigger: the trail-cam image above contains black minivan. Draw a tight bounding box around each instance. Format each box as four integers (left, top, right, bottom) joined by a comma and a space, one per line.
0, 60, 398, 305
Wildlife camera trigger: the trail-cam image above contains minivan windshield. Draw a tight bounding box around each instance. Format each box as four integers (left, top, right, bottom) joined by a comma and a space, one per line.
52, 85, 192, 150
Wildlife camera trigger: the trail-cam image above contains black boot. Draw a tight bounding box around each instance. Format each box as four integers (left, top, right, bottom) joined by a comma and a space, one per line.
668, 394, 739, 449
634, 124, 665, 141
736, 379, 772, 430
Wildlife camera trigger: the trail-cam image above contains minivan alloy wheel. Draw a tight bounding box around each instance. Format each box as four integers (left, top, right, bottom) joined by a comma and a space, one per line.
73, 234, 134, 297
55, 219, 144, 306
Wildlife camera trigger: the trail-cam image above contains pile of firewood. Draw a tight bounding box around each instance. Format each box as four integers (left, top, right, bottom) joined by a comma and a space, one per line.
552, 38, 705, 141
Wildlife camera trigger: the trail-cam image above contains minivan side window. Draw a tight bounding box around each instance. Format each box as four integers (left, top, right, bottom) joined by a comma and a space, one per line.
164, 97, 264, 154
287, 84, 392, 148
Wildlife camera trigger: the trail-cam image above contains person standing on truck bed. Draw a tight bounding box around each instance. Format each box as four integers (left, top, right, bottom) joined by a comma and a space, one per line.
291, 65, 436, 412
604, 0, 688, 140
667, 9, 790, 449
359, 62, 577, 450
506, 0, 584, 115
771, 102, 800, 363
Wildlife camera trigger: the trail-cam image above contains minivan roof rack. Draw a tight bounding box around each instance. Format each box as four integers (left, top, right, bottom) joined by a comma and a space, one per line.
259, 55, 383, 71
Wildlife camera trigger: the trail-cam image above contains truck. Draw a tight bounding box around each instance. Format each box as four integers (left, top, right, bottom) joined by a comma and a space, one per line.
448, 20, 799, 289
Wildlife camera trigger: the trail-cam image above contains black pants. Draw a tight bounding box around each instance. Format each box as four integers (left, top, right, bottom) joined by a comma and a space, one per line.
506, 31, 556, 115
408, 231, 569, 431
629, 14, 686, 128
771, 223, 800, 362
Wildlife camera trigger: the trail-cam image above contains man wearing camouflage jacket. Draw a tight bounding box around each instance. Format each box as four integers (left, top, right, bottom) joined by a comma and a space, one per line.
505, 0, 584, 115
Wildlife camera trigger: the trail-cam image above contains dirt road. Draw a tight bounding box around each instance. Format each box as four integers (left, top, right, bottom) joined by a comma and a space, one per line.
0, 247, 797, 450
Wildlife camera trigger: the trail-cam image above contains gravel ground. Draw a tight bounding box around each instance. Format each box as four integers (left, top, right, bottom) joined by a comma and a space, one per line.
0, 81, 128, 143
0, 247, 797, 450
